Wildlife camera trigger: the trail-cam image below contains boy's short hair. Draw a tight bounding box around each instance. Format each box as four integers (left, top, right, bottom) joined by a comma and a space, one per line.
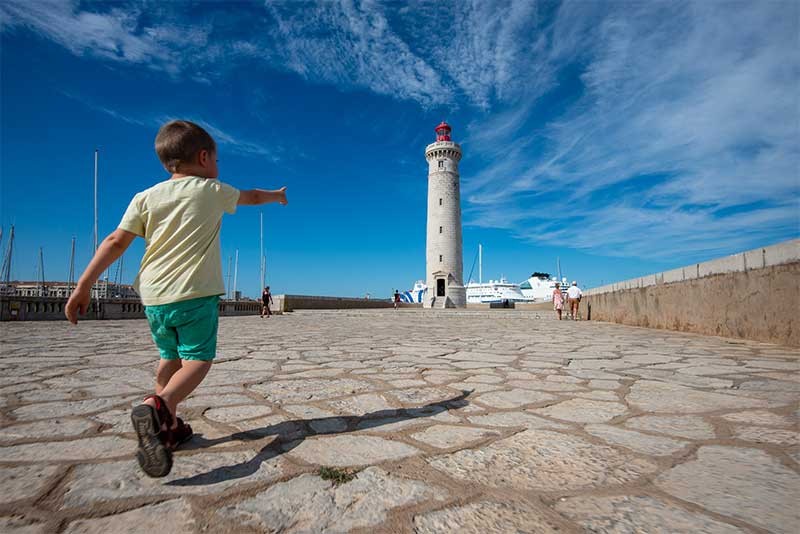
155, 120, 217, 173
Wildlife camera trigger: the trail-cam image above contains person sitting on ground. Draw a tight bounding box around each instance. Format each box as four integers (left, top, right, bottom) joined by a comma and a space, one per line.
65, 119, 288, 478
552, 282, 564, 320
261, 286, 273, 318
567, 280, 582, 321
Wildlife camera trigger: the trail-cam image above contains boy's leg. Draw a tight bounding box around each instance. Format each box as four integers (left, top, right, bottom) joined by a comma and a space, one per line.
155, 359, 182, 394
158, 360, 213, 420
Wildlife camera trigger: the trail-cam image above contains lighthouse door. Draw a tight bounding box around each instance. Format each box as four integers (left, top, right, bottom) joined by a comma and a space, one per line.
436, 278, 446, 297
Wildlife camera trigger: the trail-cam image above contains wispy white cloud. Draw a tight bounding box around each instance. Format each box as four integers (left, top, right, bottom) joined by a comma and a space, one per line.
0, 0, 196, 75
60, 91, 280, 161
463, 0, 800, 261
1, 0, 537, 108
263, 1, 451, 106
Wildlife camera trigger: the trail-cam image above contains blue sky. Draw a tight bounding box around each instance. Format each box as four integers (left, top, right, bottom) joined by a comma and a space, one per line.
1, 0, 798, 298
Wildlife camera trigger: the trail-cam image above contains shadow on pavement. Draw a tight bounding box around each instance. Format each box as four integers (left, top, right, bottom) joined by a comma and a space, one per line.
166, 389, 472, 487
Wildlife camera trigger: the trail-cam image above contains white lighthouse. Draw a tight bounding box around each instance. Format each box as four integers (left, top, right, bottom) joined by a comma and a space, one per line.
424, 121, 466, 308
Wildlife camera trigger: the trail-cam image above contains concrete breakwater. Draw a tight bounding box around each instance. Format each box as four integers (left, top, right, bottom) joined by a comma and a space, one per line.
583, 239, 800, 346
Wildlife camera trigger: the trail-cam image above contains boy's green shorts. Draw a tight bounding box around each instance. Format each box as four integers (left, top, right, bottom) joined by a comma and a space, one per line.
144, 295, 220, 362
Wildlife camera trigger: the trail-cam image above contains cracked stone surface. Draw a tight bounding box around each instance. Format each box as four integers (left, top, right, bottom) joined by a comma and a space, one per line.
216, 467, 442, 533
1, 310, 798, 532
414, 501, 565, 533
655, 446, 800, 534
555, 494, 748, 533
532, 398, 628, 423
428, 429, 658, 491
62, 499, 196, 534
0, 465, 60, 504
623, 414, 716, 440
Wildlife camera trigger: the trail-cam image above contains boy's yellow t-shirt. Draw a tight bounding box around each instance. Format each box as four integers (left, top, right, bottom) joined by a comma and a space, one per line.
118, 176, 240, 306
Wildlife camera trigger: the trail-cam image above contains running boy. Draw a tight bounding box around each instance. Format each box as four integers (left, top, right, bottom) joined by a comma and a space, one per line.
65, 120, 287, 477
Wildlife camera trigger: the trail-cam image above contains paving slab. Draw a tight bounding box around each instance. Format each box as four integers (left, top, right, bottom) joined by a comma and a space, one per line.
0, 465, 61, 504
62, 452, 287, 507
555, 494, 747, 533
428, 429, 657, 492
532, 398, 628, 423
285, 434, 420, 467
655, 446, 800, 534
414, 500, 566, 533
624, 415, 716, 440
62, 499, 196, 534
217, 467, 443, 533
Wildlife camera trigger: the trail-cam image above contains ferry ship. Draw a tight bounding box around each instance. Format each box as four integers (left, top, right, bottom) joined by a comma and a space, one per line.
519, 273, 568, 302
399, 280, 426, 303
465, 278, 531, 304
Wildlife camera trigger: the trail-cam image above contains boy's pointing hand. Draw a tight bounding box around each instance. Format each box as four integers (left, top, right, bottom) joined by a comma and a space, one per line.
65, 286, 91, 324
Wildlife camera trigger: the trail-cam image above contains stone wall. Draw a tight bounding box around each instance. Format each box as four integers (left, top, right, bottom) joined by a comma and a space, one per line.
279, 295, 421, 312
583, 239, 800, 346
0, 297, 264, 321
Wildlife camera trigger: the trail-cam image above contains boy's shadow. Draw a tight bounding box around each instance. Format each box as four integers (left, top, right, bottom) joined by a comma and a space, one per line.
166, 389, 472, 487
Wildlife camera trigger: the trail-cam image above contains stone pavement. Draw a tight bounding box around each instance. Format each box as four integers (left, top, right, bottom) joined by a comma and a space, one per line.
1, 310, 798, 533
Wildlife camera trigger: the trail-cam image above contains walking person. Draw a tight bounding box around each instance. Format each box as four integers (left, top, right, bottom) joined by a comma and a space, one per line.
261, 286, 273, 318
552, 282, 564, 320
66, 120, 288, 477
393, 289, 401, 310
567, 281, 582, 320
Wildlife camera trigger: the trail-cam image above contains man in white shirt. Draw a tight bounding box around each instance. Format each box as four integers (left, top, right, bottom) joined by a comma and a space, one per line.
567, 281, 582, 320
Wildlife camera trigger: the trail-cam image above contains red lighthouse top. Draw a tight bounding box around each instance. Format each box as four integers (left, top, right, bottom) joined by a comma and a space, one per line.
435, 121, 452, 141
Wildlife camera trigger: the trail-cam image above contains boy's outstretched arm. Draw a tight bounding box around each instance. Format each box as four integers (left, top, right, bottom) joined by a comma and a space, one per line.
65, 228, 137, 324
238, 186, 288, 206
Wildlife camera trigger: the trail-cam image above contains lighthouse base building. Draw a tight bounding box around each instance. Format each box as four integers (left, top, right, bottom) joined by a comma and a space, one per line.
424, 122, 466, 309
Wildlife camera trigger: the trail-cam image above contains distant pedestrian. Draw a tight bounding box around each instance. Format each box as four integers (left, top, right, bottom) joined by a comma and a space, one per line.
567, 281, 582, 320
261, 286, 273, 318
394, 289, 401, 310
65, 119, 288, 478
552, 282, 564, 320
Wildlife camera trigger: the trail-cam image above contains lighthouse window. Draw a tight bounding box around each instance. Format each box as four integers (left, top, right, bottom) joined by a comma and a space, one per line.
439, 226, 442, 233
439, 198, 442, 206
439, 255, 443, 262
438, 160, 444, 169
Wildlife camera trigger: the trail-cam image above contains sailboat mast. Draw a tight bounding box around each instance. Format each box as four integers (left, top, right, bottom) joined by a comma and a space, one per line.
479, 244, 482, 285
68, 236, 76, 293
93, 149, 99, 254
233, 249, 239, 300
1, 225, 15, 286
260, 211, 265, 290
226, 255, 232, 300
557, 257, 562, 282
38, 247, 45, 296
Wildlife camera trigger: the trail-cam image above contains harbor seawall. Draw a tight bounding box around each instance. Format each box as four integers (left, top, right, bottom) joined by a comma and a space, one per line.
280, 295, 421, 312
0, 297, 263, 321
583, 239, 800, 347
